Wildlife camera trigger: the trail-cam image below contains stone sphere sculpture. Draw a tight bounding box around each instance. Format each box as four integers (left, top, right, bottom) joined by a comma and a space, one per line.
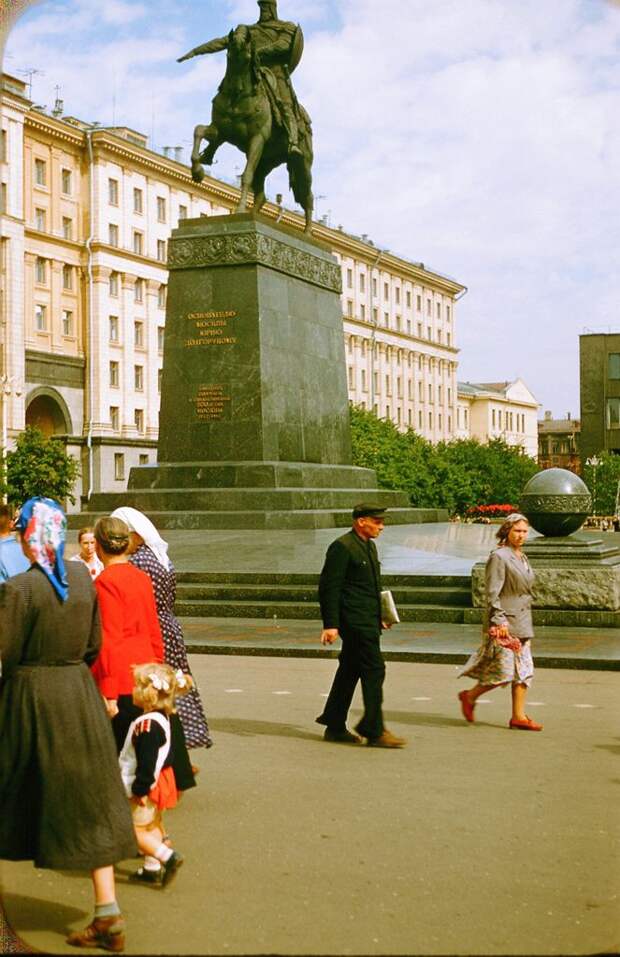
519, 468, 592, 537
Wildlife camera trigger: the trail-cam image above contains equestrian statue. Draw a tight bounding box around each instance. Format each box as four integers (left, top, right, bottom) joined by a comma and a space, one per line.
178, 0, 314, 233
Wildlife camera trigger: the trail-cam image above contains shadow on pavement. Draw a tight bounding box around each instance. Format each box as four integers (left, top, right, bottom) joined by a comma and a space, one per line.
2, 892, 86, 935
208, 717, 320, 741
383, 708, 506, 730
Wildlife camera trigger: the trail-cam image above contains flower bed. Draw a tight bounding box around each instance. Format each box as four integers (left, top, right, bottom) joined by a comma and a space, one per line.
465, 504, 517, 521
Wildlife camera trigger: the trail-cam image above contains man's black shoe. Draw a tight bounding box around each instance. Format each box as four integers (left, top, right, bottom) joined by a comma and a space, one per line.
323, 728, 362, 744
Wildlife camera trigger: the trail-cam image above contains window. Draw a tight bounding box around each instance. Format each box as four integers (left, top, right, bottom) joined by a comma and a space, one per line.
34, 158, 46, 186
157, 196, 166, 222
386, 375, 391, 395
0, 183, 6, 214
374, 371, 380, 395
447, 332, 451, 347
134, 278, 144, 303
428, 384, 433, 403
133, 188, 143, 214
346, 300, 353, 317
395, 287, 400, 305
406, 290, 411, 308
498, 410, 503, 429
438, 413, 442, 429
384, 282, 389, 300
361, 369, 367, 392
359, 273, 365, 293
134, 365, 144, 391
109, 224, 119, 246
133, 231, 143, 255
157, 239, 167, 262
448, 387, 452, 404
61, 309, 73, 337
61, 168, 72, 195
416, 294, 421, 311
446, 305, 451, 322
109, 315, 119, 342
158, 285, 166, 309
35, 257, 46, 284
35, 207, 46, 231
383, 311, 389, 326
108, 178, 119, 205
0, 129, 7, 163
426, 299, 431, 316
360, 303, 366, 321
346, 268, 353, 289
134, 321, 144, 349
395, 315, 401, 331
178, 204, 188, 220
110, 406, 119, 431
62, 264, 73, 290
436, 302, 441, 319
608, 354, 620, 380
109, 361, 119, 387
417, 322, 422, 337
157, 327, 165, 352
158, 368, 163, 393
348, 366, 354, 389
438, 385, 442, 403
34, 303, 47, 331
139, 454, 149, 466
464, 409, 469, 427
62, 216, 73, 240
134, 409, 144, 433
429, 411, 433, 429
397, 377, 402, 398
114, 453, 125, 481
372, 278, 377, 297
427, 326, 432, 340
418, 381, 423, 401
372, 307, 378, 324
418, 410, 422, 429
437, 330, 442, 344
109, 272, 119, 297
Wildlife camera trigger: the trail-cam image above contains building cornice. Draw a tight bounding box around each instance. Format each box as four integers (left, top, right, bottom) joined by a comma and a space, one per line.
25, 112, 85, 148
344, 316, 460, 354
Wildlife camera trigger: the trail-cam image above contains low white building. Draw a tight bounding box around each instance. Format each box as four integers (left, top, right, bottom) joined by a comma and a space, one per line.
457, 379, 539, 458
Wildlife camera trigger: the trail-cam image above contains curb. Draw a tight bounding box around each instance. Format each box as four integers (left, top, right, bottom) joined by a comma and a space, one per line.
185, 644, 620, 671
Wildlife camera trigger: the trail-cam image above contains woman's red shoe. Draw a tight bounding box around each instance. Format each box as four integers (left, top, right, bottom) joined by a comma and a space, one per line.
458, 690, 475, 723
509, 715, 543, 731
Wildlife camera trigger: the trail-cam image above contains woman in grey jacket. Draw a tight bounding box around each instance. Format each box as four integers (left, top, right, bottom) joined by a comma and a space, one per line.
458, 513, 543, 731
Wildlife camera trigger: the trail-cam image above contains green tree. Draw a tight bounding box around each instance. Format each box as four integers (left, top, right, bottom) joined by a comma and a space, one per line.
582, 452, 620, 515
349, 404, 538, 514
0, 427, 80, 506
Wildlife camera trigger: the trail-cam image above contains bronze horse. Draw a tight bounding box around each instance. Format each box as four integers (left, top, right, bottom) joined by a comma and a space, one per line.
189, 26, 314, 233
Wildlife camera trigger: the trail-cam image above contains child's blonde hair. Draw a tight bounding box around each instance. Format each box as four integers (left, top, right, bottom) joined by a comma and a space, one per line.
132, 662, 193, 715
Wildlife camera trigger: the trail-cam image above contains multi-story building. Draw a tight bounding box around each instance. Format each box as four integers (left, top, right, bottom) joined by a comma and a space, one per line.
580, 333, 620, 459
456, 379, 539, 458
1, 72, 466, 508
538, 411, 581, 472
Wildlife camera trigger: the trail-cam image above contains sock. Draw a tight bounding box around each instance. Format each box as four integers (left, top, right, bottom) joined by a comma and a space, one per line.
154, 843, 173, 863
143, 855, 161, 872
95, 901, 121, 919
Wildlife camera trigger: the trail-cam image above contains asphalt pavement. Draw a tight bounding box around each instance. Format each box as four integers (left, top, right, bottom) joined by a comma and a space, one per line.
3, 655, 618, 956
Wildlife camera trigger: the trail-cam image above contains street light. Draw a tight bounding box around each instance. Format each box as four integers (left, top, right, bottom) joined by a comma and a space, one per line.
586, 454, 601, 522
0, 376, 23, 503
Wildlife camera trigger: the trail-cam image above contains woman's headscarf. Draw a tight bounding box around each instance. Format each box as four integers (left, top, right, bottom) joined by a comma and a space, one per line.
110, 507, 171, 570
14, 497, 69, 601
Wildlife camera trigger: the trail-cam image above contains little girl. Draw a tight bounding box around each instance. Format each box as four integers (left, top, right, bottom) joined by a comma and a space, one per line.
119, 663, 192, 886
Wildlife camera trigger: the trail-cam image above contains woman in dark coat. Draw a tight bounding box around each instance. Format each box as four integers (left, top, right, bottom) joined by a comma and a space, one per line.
0, 497, 136, 952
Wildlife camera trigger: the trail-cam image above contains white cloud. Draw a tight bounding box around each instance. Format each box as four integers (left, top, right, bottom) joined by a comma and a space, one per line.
4, 0, 620, 415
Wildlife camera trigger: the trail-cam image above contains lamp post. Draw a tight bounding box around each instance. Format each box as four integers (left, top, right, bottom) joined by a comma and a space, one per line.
586, 455, 601, 523
0, 376, 23, 503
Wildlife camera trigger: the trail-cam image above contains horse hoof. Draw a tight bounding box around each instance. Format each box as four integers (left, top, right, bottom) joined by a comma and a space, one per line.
191, 165, 205, 184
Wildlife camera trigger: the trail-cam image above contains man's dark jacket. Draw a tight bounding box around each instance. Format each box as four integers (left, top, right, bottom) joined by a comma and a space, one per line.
318, 530, 382, 633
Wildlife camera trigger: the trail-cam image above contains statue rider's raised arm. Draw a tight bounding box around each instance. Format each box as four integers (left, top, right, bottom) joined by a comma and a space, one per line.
177, 36, 229, 63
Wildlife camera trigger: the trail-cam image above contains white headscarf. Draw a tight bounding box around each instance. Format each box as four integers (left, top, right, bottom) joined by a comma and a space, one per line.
110, 507, 171, 570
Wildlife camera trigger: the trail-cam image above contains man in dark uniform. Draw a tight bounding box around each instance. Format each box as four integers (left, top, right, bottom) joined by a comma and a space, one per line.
316, 504, 406, 748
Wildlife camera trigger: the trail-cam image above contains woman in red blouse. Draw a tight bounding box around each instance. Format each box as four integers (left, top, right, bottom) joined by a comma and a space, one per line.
93, 517, 164, 750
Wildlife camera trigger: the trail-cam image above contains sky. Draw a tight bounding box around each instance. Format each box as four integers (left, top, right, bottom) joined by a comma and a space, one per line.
2, 0, 620, 419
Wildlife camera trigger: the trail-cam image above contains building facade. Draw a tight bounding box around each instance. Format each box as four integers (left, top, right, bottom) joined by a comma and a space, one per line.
580, 333, 620, 460
538, 411, 581, 472
456, 379, 539, 458
1, 72, 467, 509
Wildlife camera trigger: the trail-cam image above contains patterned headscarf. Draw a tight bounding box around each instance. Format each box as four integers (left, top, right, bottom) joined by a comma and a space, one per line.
14, 497, 69, 601
110, 506, 171, 570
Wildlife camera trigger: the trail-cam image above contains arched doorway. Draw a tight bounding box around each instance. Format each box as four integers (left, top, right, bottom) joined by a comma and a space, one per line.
25, 388, 73, 438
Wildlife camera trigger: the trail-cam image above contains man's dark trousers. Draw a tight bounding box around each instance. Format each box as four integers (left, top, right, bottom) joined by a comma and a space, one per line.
316, 529, 386, 739
318, 627, 385, 738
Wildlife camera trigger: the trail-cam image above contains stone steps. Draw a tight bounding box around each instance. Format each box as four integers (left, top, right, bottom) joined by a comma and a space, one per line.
175, 582, 472, 607
68, 506, 446, 530
174, 598, 471, 624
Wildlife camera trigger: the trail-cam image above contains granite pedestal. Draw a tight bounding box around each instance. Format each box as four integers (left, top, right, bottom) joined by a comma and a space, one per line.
79, 213, 419, 529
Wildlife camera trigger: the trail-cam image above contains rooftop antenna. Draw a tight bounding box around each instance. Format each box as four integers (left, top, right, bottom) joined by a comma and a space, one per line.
52, 85, 63, 118
18, 67, 44, 100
